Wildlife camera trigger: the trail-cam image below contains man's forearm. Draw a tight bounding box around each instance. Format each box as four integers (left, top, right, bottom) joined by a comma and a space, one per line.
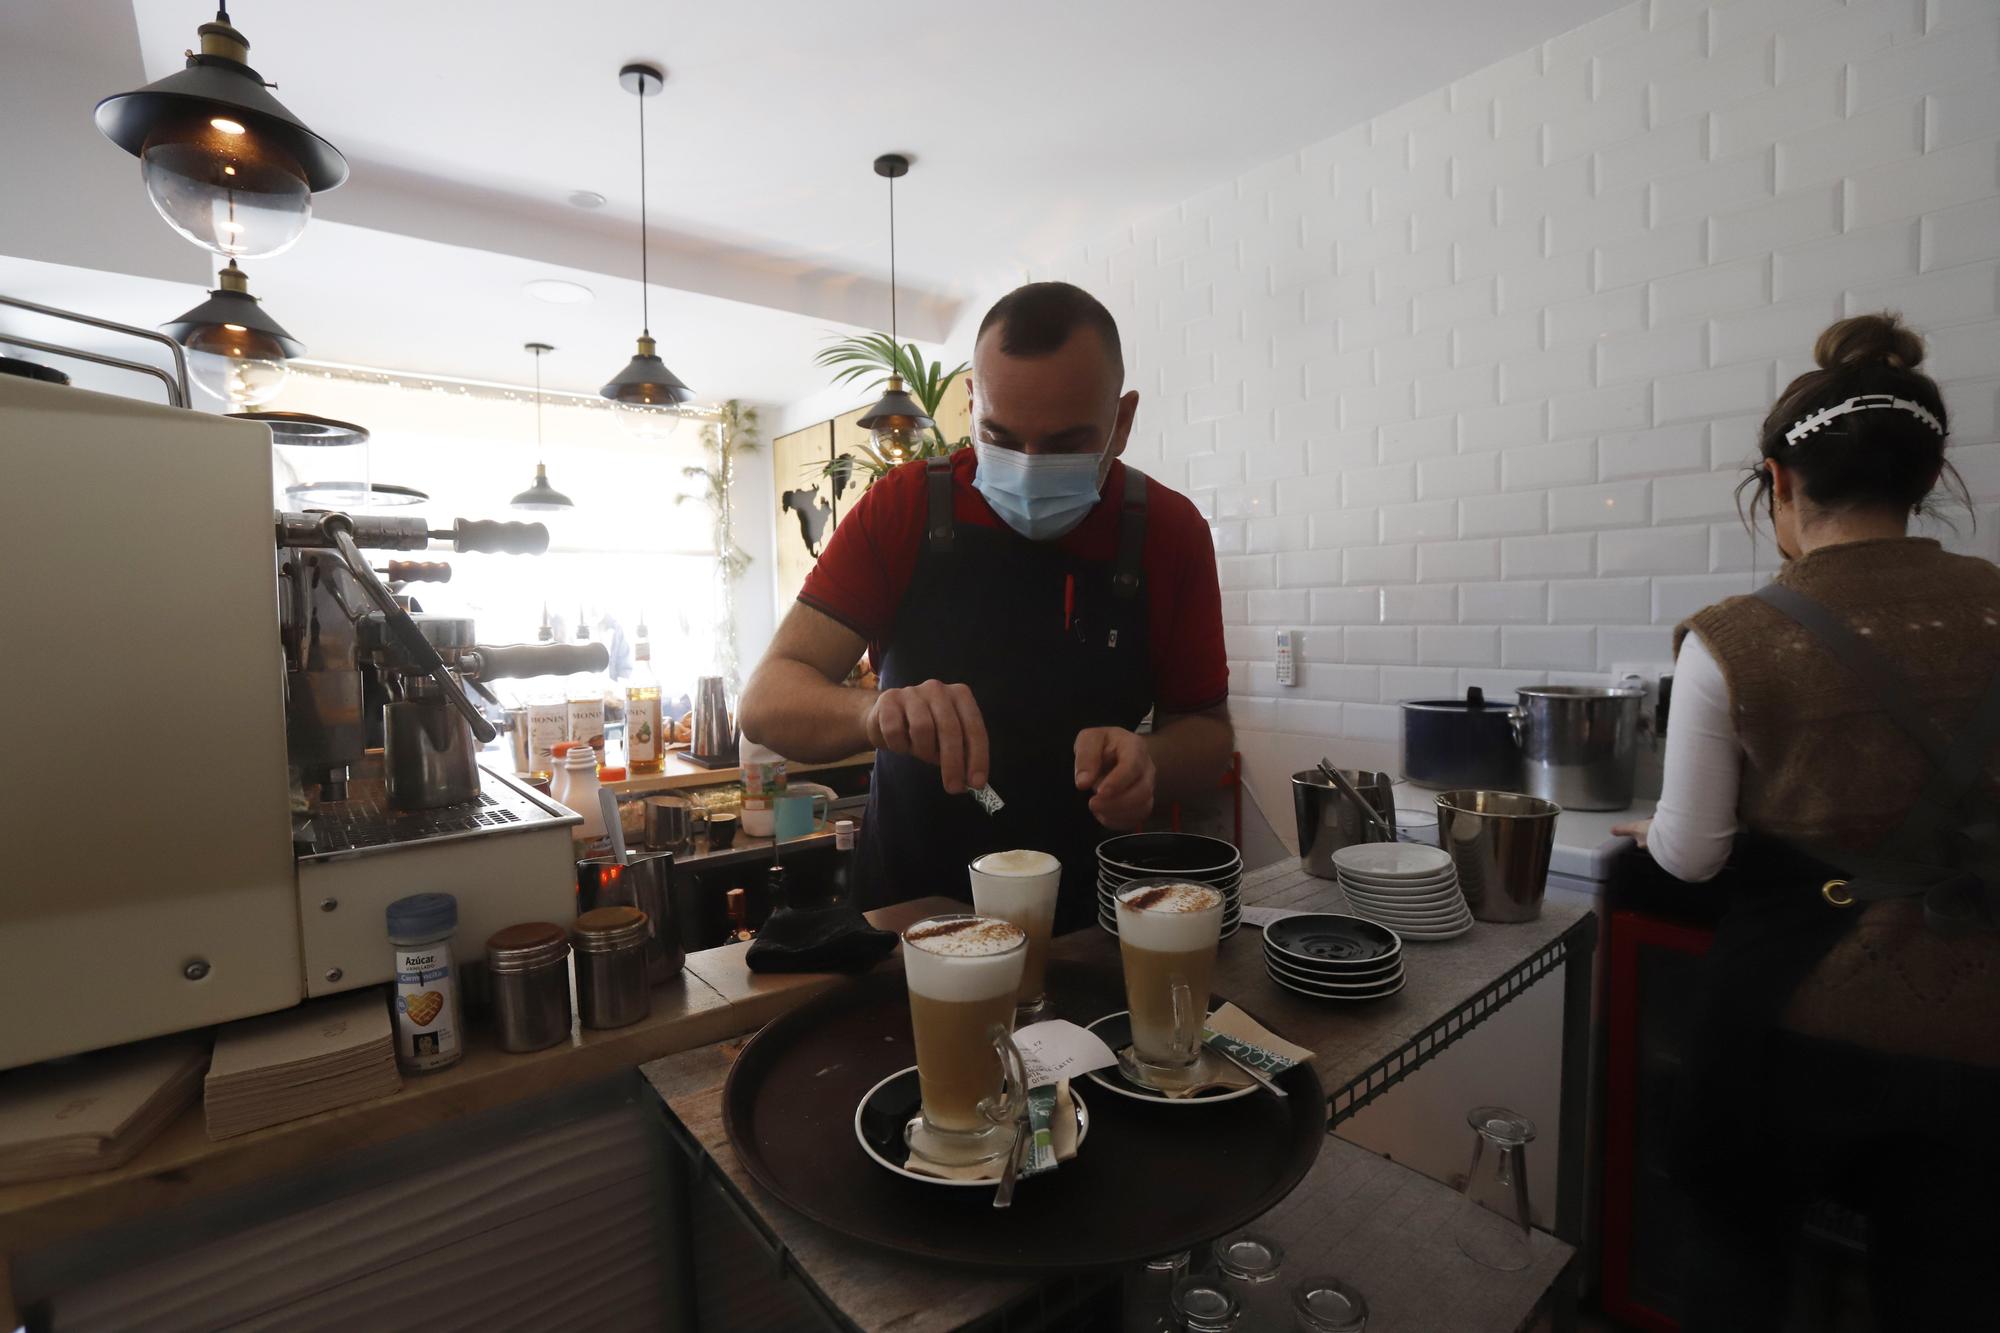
739, 658, 876, 762
1145, 709, 1234, 805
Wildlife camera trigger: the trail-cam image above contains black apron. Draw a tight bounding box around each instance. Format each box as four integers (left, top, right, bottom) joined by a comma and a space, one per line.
857, 459, 1155, 934
1674, 584, 2000, 1203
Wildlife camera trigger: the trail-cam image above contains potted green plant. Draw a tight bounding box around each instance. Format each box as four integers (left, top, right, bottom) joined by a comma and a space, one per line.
813, 332, 969, 481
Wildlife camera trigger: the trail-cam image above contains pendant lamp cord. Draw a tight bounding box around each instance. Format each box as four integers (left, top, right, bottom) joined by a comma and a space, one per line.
638, 77, 650, 337
887, 170, 898, 346
532, 347, 544, 460
216, 4, 230, 21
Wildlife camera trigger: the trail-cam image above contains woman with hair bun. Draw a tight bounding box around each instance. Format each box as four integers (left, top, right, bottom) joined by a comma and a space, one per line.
1615, 313, 1999, 1329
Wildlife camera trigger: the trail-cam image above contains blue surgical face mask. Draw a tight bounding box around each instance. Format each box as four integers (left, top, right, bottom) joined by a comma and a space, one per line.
971, 432, 1115, 541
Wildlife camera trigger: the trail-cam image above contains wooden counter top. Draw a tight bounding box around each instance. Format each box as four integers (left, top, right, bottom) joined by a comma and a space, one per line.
600, 750, 874, 796
0, 897, 941, 1292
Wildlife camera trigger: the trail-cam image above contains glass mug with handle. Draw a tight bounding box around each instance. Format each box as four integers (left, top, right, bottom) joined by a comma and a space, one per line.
967, 849, 1063, 1024
1115, 880, 1225, 1091
901, 914, 1032, 1167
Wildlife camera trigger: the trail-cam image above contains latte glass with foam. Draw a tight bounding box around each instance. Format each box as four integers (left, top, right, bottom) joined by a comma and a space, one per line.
968, 849, 1062, 1022
901, 914, 1029, 1167
1114, 880, 1224, 1091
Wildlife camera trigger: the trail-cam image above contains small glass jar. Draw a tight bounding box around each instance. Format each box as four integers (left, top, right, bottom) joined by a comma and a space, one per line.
1169, 1274, 1240, 1332
1292, 1276, 1368, 1332
387, 893, 463, 1073
1121, 1250, 1191, 1332
486, 921, 573, 1053
572, 905, 652, 1029
1211, 1231, 1286, 1329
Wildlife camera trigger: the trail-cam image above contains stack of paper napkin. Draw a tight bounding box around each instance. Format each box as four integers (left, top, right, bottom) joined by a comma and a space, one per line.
203, 991, 401, 1140
0, 1037, 209, 1184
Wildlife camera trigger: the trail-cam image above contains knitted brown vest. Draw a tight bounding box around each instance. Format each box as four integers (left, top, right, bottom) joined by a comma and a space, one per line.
1683, 537, 2000, 1066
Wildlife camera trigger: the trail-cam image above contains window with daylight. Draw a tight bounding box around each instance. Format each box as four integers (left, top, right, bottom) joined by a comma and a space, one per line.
273, 370, 726, 705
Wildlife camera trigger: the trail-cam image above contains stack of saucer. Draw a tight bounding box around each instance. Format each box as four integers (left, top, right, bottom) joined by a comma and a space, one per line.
1330, 842, 1474, 941
1262, 914, 1406, 1001
1095, 832, 1243, 940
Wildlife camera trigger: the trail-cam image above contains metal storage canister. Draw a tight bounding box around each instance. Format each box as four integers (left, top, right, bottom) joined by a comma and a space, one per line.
1434, 790, 1560, 924
1291, 768, 1395, 880
572, 906, 652, 1029
1514, 684, 1646, 811
485, 921, 572, 1053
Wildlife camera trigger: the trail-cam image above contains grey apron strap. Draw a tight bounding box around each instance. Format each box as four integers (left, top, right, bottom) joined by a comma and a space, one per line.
1112, 468, 1148, 599
925, 457, 955, 555
1753, 582, 2000, 930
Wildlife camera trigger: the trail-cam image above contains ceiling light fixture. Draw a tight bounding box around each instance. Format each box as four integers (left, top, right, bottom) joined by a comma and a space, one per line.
523, 278, 594, 305
95, 3, 346, 259
600, 62, 692, 441
568, 190, 607, 209
856, 153, 933, 464
159, 259, 301, 407
512, 342, 574, 511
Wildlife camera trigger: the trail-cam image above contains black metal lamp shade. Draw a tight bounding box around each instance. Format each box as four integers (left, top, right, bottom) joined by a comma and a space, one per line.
94, 23, 348, 192
600, 334, 693, 406
159, 274, 304, 359
855, 376, 934, 433
511, 463, 573, 511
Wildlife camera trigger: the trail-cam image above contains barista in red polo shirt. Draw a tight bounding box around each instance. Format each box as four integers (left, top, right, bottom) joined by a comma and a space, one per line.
740, 282, 1232, 929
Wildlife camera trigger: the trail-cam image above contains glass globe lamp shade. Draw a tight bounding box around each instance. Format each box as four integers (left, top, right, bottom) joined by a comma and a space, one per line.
870, 416, 926, 464
857, 377, 935, 466
185, 322, 289, 407
141, 112, 311, 259
616, 402, 683, 443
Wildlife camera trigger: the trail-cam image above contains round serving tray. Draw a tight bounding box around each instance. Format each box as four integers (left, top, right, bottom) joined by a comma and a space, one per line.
721, 958, 1325, 1272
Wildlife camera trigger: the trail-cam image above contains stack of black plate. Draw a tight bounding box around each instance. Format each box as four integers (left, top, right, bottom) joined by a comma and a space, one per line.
1261, 914, 1406, 1001
1095, 832, 1243, 940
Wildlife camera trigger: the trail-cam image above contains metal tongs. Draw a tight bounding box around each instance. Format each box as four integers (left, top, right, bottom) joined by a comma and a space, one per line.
1317, 758, 1394, 841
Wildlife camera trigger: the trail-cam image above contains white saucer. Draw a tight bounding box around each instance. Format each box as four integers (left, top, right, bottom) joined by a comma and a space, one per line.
853, 1066, 1092, 1186
1331, 842, 1453, 879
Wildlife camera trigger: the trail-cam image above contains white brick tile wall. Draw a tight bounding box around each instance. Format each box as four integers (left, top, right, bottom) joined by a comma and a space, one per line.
1598, 523, 1712, 575
1550, 480, 1653, 532
1418, 625, 1503, 667
1461, 580, 1549, 623
1461, 491, 1550, 538
1503, 438, 1599, 491
1713, 69, 1844, 159
1600, 422, 1709, 479
1503, 625, 1600, 669
1417, 539, 1504, 583
1922, 196, 2000, 273
1029, 0, 2000, 759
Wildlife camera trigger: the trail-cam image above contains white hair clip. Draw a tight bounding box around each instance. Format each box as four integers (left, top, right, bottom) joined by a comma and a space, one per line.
1785, 394, 1945, 446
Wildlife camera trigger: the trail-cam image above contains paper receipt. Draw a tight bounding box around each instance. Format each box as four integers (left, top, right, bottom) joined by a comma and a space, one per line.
1011, 1019, 1118, 1088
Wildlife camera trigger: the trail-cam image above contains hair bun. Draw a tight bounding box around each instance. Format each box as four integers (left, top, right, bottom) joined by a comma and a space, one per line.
1814, 312, 1926, 371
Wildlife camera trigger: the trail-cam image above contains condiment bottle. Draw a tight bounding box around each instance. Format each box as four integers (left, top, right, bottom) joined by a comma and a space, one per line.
386, 893, 463, 1073
626, 621, 664, 775
557, 744, 607, 855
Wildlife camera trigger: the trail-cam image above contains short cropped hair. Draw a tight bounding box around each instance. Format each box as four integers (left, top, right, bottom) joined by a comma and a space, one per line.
975, 282, 1124, 381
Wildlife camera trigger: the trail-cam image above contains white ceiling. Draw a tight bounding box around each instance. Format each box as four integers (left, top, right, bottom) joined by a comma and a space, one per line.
2, 0, 1627, 402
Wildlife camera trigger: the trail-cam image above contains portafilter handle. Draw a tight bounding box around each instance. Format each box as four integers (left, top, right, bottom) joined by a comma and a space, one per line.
317, 514, 499, 745
432, 518, 550, 555
461, 641, 608, 683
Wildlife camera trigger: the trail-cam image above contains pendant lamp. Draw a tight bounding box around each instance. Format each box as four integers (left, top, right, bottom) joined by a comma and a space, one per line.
512, 342, 574, 511
600, 63, 692, 440
856, 153, 934, 464
95, 4, 346, 259
160, 259, 301, 407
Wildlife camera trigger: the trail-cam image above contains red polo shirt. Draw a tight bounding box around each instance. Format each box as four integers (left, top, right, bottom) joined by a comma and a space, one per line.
799, 450, 1229, 715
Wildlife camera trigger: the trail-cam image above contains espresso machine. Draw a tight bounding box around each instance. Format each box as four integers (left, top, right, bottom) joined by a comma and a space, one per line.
0, 305, 600, 1067
274, 508, 606, 1002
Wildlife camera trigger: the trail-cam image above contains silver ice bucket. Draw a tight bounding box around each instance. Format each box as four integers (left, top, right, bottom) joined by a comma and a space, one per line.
1292, 768, 1395, 880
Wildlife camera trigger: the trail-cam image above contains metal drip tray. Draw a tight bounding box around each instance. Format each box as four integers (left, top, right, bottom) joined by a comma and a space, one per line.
295, 765, 576, 861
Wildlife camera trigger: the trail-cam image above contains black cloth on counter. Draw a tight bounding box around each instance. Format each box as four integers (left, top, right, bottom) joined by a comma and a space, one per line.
745, 902, 898, 974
